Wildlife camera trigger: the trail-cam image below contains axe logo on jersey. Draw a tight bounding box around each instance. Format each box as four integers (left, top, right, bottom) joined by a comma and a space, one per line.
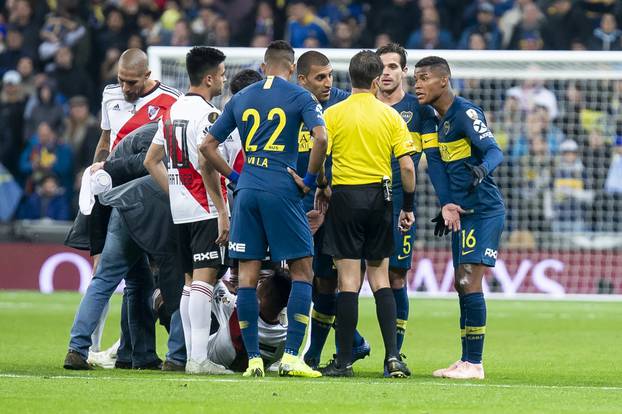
147, 105, 160, 120
400, 111, 413, 124
193, 251, 220, 262
472, 119, 488, 134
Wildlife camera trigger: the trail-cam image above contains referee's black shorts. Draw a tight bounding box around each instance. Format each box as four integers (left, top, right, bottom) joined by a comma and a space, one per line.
322, 184, 393, 261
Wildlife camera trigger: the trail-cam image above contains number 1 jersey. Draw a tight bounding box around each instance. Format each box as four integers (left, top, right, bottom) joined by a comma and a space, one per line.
152, 93, 227, 224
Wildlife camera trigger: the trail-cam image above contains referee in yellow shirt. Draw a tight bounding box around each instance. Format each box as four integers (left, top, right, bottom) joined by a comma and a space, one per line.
318, 50, 416, 378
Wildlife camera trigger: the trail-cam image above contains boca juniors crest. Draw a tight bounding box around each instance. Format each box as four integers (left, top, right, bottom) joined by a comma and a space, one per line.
400, 111, 413, 124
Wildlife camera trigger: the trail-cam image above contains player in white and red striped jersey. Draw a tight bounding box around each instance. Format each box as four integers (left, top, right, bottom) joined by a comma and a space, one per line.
144, 46, 230, 375
85, 49, 180, 362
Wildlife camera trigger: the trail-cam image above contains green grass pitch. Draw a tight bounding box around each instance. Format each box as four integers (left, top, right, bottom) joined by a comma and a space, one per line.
0, 292, 620, 413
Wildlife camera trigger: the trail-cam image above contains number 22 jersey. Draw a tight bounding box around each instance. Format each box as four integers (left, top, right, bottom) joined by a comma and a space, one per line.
152, 93, 228, 224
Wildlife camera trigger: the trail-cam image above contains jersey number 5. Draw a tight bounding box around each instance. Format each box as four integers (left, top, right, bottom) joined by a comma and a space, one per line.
242, 108, 286, 153
165, 119, 190, 168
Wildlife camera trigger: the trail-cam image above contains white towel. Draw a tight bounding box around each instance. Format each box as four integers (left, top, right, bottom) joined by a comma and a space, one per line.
78, 168, 113, 215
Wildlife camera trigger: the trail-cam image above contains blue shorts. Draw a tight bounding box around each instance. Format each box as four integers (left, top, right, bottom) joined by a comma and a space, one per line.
389, 215, 416, 270
451, 213, 504, 269
312, 225, 337, 279
229, 189, 313, 261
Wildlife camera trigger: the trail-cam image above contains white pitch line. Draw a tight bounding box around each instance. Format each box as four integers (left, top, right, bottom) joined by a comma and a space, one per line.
1, 373, 621, 392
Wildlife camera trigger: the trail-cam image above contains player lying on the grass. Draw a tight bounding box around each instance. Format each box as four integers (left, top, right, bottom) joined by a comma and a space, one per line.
294, 50, 371, 369
414, 56, 505, 380
205, 269, 291, 373
375, 43, 459, 374
200, 40, 328, 378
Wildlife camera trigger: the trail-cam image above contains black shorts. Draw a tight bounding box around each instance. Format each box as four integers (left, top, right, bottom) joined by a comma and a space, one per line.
176, 218, 226, 274
87, 197, 112, 256
323, 184, 393, 261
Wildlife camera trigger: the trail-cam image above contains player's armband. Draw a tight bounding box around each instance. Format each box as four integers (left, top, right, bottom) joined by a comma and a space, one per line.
421, 132, 439, 150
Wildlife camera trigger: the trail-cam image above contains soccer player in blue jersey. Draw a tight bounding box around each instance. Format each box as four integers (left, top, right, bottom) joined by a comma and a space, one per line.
414, 56, 505, 380
199, 41, 328, 378
294, 51, 371, 369
375, 44, 461, 368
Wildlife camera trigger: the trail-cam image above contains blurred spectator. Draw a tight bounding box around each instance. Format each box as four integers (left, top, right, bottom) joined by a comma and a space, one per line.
332, 19, 358, 48
505, 75, 558, 120
286, 0, 330, 48
368, 0, 418, 45
48, 46, 94, 105
62, 96, 99, 167
467, 32, 487, 50
514, 130, 554, 231
160, 1, 184, 31
584, 128, 613, 231
137, 7, 171, 46
15, 55, 35, 97
0, 27, 25, 74
605, 136, 622, 195
16, 174, 71, 221
498, 0, 532, 48
96, 6, 129, 58
7, 0, 42, 53
552, 139, 592, 232
374, 32, 393, 48
212, 18, 231, 46
191, 6, 220, 44
458, 2, 502, 50
508, 2, 544, 50
542, 0, 590, 50
38, 5, 89, 68
406, 6, 454, 49
251, 33, 270, 48
170, 19, 193, 46
406, 21, 454, 49
319, 0, 365, 27
511, 106, 564, 159
19, 121, 73, 193
0, 70, 27, 177
588, 13, 622, 51
23, 80, 64, 141
99, 47, 121, 89
252, 1, 275, 41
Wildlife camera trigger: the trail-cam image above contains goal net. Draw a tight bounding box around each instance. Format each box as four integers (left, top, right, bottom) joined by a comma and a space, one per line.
149, 46, 622, 298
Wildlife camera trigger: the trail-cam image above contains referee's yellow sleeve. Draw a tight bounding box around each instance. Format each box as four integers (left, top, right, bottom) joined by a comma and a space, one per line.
392, 115, 416, 158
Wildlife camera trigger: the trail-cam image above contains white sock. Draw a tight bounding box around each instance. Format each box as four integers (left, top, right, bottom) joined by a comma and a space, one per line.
90, 300, 110, 352
189, 280, 213, 363
180, 285, 192, 360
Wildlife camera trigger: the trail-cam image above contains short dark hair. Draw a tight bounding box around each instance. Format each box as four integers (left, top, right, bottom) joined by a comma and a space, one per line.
349, 50, 383, 89
376, 42, 407, 69
414, 55, 451, 77
186, 46, 226, 87
264, 40, 295, 67
263, 268, 292, 311
297, 50, 330, 76
230, 69, 262, 94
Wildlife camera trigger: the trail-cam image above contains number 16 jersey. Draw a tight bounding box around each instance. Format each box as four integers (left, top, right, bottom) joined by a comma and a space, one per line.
152, 93, 227, 224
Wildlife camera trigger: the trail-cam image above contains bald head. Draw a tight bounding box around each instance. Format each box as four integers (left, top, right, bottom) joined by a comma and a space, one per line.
117, 48, 152, 102
119, 48, 149, 73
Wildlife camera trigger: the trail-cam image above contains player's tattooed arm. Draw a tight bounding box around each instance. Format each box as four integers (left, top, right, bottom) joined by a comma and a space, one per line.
200, 151, 229, 245
93, 129, 111, 163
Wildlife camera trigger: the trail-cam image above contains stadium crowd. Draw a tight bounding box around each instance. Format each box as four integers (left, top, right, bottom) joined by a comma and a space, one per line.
1, 0, 622, 232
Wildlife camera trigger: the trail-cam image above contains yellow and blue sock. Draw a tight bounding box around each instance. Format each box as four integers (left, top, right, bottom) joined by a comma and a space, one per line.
393, 286, 409, 352
237, 287, 260, 359
459, 294, 467, 361
464, 292, 486, 364
306, 291, 336, 362
284, 281, 312, 356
